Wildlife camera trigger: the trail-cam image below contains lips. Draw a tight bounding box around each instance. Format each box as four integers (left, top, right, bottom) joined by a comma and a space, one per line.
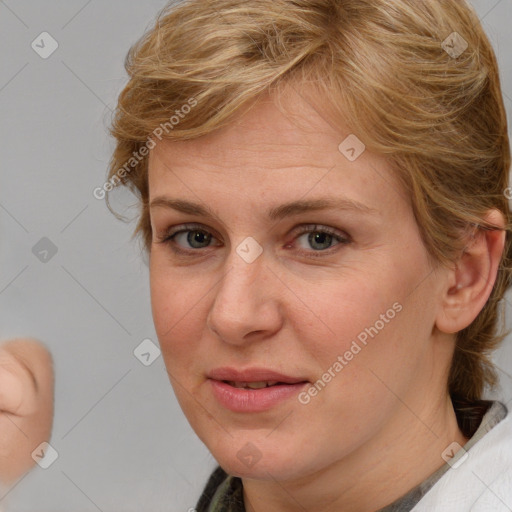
208, 367, 308, 385
207, 367, 309, 412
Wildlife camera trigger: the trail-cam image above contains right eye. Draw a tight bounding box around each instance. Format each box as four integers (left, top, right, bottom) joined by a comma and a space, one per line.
156, 223, 222, 254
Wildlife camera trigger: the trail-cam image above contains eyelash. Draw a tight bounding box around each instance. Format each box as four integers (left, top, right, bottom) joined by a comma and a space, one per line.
156, 222, 351, 258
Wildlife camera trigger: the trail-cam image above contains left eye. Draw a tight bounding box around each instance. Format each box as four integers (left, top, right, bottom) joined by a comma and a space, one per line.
290, 224, 350, 255
293, 226, 349, 252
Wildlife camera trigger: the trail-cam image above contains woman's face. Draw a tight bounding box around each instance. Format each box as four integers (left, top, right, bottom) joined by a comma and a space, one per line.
148, 91, 451, 481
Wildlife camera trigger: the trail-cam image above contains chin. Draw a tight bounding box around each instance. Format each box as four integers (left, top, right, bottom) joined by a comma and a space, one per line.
218, 455, 297, 480
205, 434, 314, 481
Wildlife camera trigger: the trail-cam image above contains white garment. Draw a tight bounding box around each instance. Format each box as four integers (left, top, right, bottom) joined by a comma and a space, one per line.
411, 406, 512, 511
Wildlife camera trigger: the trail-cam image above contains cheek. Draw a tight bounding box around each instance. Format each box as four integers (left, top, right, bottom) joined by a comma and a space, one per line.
298, 263, 427, 390
149, 261, 205, 361
150, 253, 186, 317
310, 277, 436, 419
297, 276, 396, 354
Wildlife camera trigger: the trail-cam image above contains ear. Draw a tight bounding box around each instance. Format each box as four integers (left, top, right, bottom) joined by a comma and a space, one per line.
435, 209, 506, 334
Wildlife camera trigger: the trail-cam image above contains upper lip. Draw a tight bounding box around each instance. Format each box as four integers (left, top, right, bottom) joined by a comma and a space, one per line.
208, 367, 308, 384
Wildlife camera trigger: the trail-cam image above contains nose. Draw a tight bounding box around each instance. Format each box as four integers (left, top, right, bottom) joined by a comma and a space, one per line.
206, 246, 284, 346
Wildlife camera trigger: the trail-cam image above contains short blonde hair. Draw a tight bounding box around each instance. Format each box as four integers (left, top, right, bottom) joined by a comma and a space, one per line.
106, 0, 511, 401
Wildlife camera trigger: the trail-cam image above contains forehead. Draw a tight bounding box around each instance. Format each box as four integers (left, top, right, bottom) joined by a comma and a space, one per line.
147, 91, 408, 220
152, 95, 340, 167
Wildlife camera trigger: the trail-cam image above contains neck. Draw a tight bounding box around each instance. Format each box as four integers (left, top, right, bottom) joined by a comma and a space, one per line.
243, 391, 467, 512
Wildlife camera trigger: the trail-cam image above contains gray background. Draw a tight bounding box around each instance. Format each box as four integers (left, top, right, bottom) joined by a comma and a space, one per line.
0, 1, 511, 510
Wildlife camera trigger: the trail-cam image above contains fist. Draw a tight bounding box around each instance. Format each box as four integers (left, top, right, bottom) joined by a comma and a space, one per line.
0, 338, 54, 483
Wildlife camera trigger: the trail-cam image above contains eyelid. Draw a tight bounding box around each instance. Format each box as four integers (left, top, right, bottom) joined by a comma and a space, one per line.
156, 222, 218, 243
289, 224, 350, 241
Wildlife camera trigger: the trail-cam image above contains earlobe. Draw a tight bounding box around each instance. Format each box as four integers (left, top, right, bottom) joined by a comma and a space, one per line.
436, 209, 506, 335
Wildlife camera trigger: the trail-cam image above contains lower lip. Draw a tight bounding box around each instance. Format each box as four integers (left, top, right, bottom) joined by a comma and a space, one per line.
209, 379, 308, 413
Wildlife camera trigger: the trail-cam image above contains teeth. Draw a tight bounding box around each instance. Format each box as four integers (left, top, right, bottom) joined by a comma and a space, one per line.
228, 381, 279, 389
245, 381, 268, 389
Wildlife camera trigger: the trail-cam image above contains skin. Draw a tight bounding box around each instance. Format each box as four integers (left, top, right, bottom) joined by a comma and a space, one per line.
0, 338, 54, 484
147, 90, 505, 512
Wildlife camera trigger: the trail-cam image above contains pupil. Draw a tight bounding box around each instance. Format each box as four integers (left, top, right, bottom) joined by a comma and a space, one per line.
310, 232, 332, 250
188, 230, 210, 248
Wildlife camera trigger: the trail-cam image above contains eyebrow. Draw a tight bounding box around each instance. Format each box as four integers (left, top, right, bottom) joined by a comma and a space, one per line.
149, 196, 378, 221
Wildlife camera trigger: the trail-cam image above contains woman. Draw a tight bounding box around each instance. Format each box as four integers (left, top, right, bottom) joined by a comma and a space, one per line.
105, 0, 512, 510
